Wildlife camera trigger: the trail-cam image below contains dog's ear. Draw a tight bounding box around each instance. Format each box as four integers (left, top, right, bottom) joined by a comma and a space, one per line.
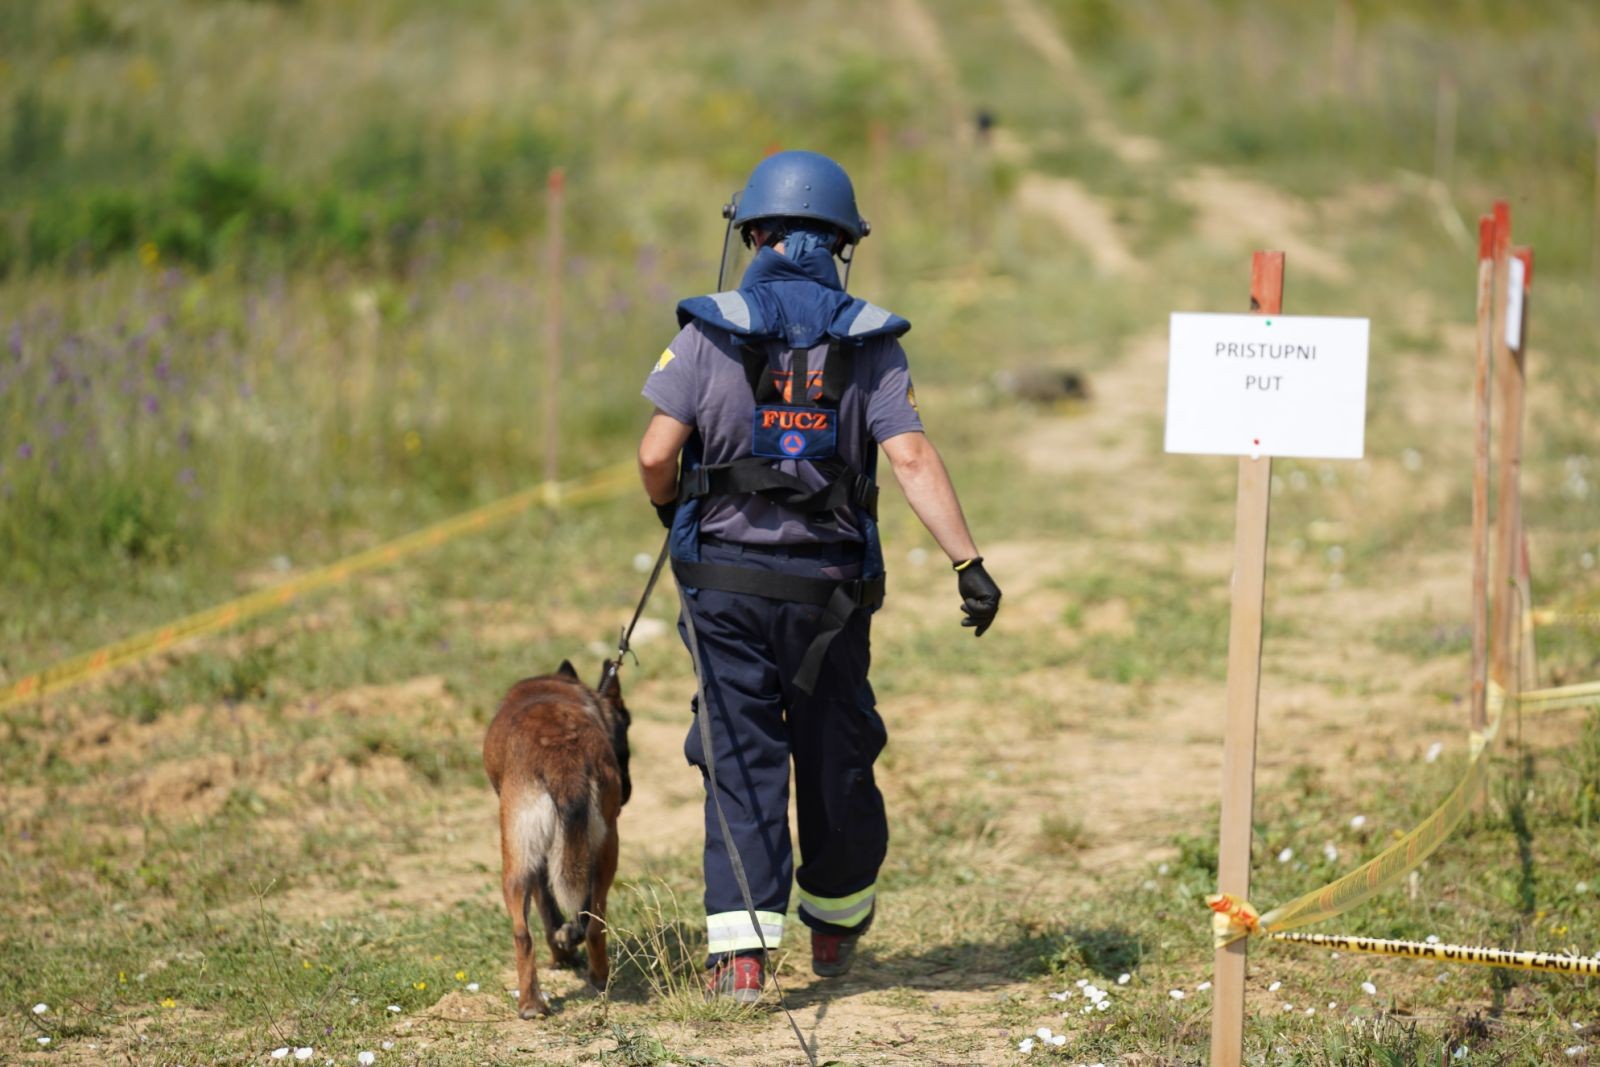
557, 659, 580, 680
597, 660, 621, 702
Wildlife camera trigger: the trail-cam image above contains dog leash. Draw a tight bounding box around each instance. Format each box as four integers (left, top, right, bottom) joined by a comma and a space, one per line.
679, 582, 820, 1067
602, 536, 671, 692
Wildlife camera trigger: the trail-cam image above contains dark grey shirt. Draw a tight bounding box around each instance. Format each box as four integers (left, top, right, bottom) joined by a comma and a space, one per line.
642, 322, 923, 544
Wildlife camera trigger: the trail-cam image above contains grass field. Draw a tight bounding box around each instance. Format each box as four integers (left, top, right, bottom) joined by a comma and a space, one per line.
4, 1, 1600, 1063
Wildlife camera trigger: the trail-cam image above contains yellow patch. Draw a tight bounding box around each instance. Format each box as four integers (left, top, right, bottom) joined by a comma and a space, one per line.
653, 348, 676, 373
907, 385, 919, 411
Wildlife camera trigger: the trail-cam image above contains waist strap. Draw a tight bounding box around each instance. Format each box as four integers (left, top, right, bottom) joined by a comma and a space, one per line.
678, 459, 878, 520
671, 559, 885, 695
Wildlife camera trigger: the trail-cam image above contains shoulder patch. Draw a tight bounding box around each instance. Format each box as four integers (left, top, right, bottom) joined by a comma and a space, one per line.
653, 347, 676, 373
907, 385, 919, 411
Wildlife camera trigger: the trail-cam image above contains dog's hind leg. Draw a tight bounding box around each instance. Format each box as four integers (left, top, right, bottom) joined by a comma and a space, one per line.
531, 872, 580, 968
584, 824, 620, 989
502, 873, 547, 1019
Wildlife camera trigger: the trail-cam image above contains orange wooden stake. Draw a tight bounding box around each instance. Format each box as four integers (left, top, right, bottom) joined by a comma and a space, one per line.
1210, 251, 1284, 1067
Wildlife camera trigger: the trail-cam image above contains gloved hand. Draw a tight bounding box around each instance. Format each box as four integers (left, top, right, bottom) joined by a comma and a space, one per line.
653, 500, 677, 530
954, 557, 1001, 637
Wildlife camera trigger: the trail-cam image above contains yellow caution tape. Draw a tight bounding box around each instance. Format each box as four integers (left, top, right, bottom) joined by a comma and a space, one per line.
1268, 932, 1600, 977
1517, 679, 1600, 713
1213, 678, 1600, 949
1531, 609, 1600, 629
0, 462, 638, 714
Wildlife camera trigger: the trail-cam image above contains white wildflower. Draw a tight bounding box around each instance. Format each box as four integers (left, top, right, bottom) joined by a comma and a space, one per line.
1036, 1027, 1053, 1041
37, 1037, 51, 1046
632, 552, 653, 573
1197, 981, 1212, 991
1268, 982, 1282, 992
358, 1053, 376, 1066
1017, 1037, 1035, 1053
31, 1003, 48, 1015
271, 1051, 289, 1061
1566, 1048, 1584, 1059
1169, 989, 1185, 1000
1426, 935, 1441, 944
1049, 1033, 1066, 1046
294, 1050, 313, 1063
1076, 979, 1089, 988
381, 1042, 394, 1051
1323, 843, 1339, 863
1277, 847, 1294, 863
1282, 1003, 1294, 1012
1361, 981, 1378, 995
1049, 991, 1070, 1001
1096, 1001, 1109, 1012
1425, 741, 1444, 763
466, 983, 480, 992
1117, 973, 1131, 985
386, 1004, 402, 1013
1350, 815, 1367, 829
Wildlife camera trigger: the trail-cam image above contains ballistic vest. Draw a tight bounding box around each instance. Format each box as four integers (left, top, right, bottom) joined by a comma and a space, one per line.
669, 286, 910, 694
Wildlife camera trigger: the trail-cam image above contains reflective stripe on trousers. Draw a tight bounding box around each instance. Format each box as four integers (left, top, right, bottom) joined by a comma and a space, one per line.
706, 910, 787, 955
798, 883, 875, 929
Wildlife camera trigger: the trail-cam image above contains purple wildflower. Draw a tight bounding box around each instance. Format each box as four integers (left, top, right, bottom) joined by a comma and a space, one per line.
142, 394, 160, 415
177, 468, 195, 485
17, 442, 33, 460
7, 323, 20, 361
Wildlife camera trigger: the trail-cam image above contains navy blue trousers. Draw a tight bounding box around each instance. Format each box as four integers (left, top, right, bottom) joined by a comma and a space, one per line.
680, 539, 888, 961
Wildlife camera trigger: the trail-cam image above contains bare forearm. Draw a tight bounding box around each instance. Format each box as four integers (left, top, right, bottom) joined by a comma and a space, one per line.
883, 434, 979, 562
640, 459, 677, 506
638, 410, 693, 506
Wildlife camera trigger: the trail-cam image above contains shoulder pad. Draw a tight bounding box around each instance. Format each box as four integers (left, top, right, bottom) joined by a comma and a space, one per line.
829, 298, 911, 342
676, 290, 770, 338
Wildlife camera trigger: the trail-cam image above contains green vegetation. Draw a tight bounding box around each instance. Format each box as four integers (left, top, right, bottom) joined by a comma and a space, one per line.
3, 0, 1599, 1062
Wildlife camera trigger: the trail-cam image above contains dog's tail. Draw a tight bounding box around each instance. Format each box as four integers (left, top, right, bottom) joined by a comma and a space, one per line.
507, 782, 603, 931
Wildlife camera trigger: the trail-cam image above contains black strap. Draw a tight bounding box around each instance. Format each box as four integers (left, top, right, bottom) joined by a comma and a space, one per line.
679, 459, 878, 520
739, 340, 847, 409
790, 345, 812, 408
611, 535, 670, 673
672, 559, 884, 695
739, 343, 784, 404
818, 341, 847, 406
678, 584, 819, 1067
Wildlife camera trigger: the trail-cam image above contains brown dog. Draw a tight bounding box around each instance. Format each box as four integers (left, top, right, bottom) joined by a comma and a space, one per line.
482, 660, 631, 1018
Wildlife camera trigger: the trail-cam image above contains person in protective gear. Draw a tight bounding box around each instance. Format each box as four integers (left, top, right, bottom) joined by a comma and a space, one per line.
636, 149, 1001, 1002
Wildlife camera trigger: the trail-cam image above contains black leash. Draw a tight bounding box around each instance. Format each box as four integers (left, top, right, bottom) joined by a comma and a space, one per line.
679, 582, 820, 1067
609, 535, 671, 678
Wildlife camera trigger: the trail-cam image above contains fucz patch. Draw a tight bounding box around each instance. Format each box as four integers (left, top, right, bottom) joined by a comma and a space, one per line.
752, 405, 837, 460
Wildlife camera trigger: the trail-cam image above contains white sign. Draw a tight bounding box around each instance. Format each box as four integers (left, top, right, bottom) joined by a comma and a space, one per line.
1165, 312, 1369, 460
1505, 256, 1525, 351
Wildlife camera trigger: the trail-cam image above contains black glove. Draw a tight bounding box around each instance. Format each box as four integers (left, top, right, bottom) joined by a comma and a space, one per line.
954, 557, 1001, 637
653, 500, 677, 530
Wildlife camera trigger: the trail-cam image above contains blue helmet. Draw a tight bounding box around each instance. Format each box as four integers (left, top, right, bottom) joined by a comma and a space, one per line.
728, 150, 869, 244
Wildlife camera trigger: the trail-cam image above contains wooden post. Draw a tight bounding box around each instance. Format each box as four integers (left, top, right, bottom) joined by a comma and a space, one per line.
543, 167, 566, 493
1469, 215, 1494, 733
1210, 251, 1284, 1067
1433, 71, 1457, 188
1592, 114, 1600, 300
1488, 205, 1519, 691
